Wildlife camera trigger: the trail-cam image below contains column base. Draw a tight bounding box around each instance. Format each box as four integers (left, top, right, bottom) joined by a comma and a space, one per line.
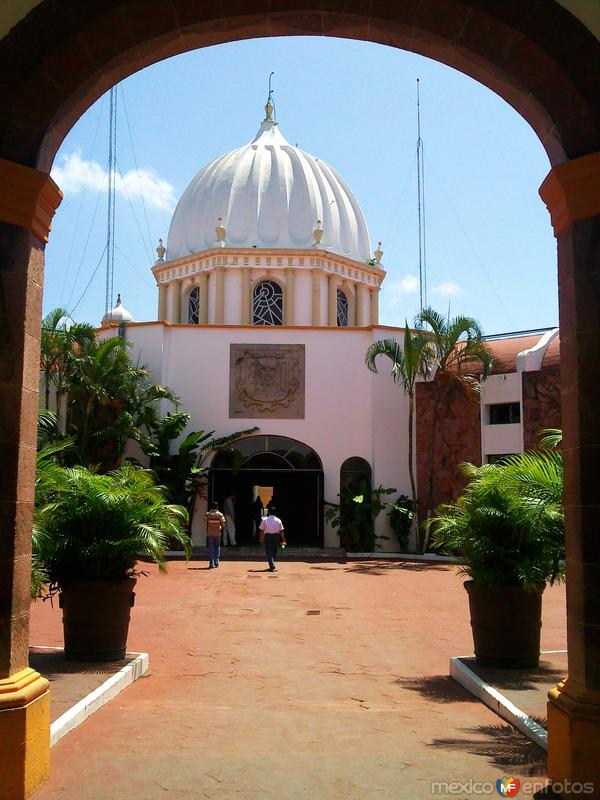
0, 668, 50, 800
547, 680, 600, 798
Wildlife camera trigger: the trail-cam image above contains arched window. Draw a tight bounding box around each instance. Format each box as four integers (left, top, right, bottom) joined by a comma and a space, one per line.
188, 286, 200, 324
253, 280, 283, 325
336, 289, 349, 327
340, 457, 371, 493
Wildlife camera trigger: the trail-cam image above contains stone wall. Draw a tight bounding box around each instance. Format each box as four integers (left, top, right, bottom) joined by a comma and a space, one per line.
522, 366, 561, 450
415, 381, 482, 516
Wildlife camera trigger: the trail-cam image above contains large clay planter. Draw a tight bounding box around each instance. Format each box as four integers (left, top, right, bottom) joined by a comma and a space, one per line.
59, 578, 137, 661
464, 581, 544, 668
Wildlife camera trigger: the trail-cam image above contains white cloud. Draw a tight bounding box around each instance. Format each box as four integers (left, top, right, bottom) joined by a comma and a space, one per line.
432, 281, 463, 298
386, 275, 419, 307
51, 151, 176, 212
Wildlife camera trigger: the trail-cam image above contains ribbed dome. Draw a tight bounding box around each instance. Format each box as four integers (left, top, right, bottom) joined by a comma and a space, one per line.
102, 295, 134, 325
166, 116, 371, 262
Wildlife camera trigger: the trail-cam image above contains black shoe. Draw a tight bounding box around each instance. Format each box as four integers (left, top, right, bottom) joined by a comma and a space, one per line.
215, 562, 219, 568
209, 564, 214, 569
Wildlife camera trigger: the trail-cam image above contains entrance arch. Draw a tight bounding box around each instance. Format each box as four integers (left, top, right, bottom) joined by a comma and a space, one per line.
210, 435, 324, 547
1, 3, 599, 795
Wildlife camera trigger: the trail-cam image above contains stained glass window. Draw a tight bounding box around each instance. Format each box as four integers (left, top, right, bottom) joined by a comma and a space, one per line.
253, 280, 283, 325
336, 289, 349, 327
188, 286, 200, 324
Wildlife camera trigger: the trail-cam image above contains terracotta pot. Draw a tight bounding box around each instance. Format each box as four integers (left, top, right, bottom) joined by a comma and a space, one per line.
59, 578, 137, 661
464, 581, 544, 668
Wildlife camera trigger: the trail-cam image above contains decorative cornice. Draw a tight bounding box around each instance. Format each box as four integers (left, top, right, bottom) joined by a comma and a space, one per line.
0, 158, 63, 242
539, 152, 600, 238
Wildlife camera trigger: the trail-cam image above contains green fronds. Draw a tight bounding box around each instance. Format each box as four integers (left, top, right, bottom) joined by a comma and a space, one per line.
33, 463, 191, 587
428, 449, 565, 588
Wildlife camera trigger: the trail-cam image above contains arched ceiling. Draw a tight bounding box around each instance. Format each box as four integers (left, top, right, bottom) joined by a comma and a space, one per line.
1, 1, 598, 44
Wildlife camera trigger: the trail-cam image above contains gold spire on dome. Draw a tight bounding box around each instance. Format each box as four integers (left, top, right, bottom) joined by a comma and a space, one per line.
374, 241, 383, 265
263, 72, 276, 125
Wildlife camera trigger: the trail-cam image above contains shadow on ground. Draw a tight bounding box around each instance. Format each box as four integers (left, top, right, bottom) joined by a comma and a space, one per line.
430, 722, 547, 776
338, 561, 453, 575
395, 675, 480, 703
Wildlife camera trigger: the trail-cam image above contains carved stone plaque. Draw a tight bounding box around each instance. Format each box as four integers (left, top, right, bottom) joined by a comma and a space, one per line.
229, 344, 305, 419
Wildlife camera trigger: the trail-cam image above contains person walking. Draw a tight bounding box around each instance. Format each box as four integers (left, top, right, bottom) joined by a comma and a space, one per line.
205, 502, 225, 569
259, 506, 286, 572
223, 493, 237, 546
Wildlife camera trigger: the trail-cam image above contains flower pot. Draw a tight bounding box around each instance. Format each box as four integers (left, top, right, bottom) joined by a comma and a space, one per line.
59, 578, 137, 661
464, 581, 544, 668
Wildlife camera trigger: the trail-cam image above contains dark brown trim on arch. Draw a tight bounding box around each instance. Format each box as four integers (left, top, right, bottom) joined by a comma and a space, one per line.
0, 1, 598, 172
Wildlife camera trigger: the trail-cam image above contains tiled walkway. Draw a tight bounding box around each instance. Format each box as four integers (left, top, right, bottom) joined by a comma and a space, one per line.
30, 559, 567, 800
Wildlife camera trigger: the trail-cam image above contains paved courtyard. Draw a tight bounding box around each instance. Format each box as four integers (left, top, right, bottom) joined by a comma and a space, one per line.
30, 559, 566, 799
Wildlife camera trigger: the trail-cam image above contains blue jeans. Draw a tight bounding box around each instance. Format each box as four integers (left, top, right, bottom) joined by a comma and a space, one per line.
208, 537, 220, 566
264, 533, 279, 569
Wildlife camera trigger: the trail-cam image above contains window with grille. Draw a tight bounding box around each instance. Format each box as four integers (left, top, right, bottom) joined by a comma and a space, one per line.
188, 286, 200, 324
336, 289, 349, 327
489, 402, 520, 424
253, 280, 283, 326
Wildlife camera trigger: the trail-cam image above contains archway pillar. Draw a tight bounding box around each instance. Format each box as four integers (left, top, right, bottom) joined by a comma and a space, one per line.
0, 158, 62, 799
214, 267, 225, 325
540, 152, 600, 798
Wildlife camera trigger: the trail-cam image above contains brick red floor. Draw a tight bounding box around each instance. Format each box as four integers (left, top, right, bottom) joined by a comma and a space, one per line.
30, 559, 567, 800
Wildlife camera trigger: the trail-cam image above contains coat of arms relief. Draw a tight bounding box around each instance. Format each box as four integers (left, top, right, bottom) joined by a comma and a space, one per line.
229, 344, 305, 419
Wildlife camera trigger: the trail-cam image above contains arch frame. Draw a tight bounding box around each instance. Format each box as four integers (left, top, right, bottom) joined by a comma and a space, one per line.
0, 2, 599, 794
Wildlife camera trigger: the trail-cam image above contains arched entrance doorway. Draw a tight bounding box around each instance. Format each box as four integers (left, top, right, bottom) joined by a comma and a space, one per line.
210, 435, 324, 547
1, 3, 599, 796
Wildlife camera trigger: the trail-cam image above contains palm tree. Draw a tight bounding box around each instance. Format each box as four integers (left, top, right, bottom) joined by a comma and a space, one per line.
416, 307, 495, 529
365, 325, 433, 546
40, 307, 70, 412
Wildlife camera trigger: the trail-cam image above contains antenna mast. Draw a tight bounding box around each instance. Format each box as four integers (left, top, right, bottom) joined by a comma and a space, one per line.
105, 86, 117, 314
416, 78, 428, 314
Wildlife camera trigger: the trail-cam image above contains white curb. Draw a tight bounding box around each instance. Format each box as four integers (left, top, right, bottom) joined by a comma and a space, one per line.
48, 651, 149, 746
450, 655, 549, 750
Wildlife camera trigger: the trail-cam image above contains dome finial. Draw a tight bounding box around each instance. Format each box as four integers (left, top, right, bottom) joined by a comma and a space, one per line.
313, 220, 324, 247
263, 72, 275, 124
215, 216, 226, 247
155, 238, 166, 263
374, 241, 383, 265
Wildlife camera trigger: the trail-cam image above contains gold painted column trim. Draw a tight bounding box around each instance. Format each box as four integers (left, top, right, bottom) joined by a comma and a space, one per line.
539, 152, 600, 237
0, 669, 50, 798
198, 272, 208, 324
0, 158, 62, 242
370, 286, 379, 325
328, 274, 339, 326
285, 267, 295, 325
312, 269, 321, 326
241, 267, 251, 325
214, 267, 225, 325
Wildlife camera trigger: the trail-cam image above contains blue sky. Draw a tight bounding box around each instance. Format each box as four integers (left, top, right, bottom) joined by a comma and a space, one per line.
45, 36, 558, 335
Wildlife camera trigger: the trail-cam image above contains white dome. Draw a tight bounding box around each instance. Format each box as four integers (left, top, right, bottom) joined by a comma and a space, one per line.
102, 295, 134, 325
166, 116, 371, 262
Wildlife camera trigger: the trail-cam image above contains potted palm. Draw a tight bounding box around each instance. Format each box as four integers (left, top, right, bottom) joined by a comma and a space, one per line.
34, 463, 190, 661
428, 446, 564, 668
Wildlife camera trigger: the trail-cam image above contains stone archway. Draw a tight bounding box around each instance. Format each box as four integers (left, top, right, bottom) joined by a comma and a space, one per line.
0, 3, 599, 797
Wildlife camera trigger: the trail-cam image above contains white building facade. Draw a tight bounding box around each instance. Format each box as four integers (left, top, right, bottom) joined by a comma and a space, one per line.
101, 101, 415, 551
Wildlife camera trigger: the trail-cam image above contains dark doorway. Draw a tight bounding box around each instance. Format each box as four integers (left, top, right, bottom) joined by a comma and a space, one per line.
210, 436, 324, 547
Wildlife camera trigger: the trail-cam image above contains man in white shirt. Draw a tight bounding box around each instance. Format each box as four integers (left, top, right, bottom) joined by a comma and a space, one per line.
223, 493, 236, 546
259, 506, 285, 572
